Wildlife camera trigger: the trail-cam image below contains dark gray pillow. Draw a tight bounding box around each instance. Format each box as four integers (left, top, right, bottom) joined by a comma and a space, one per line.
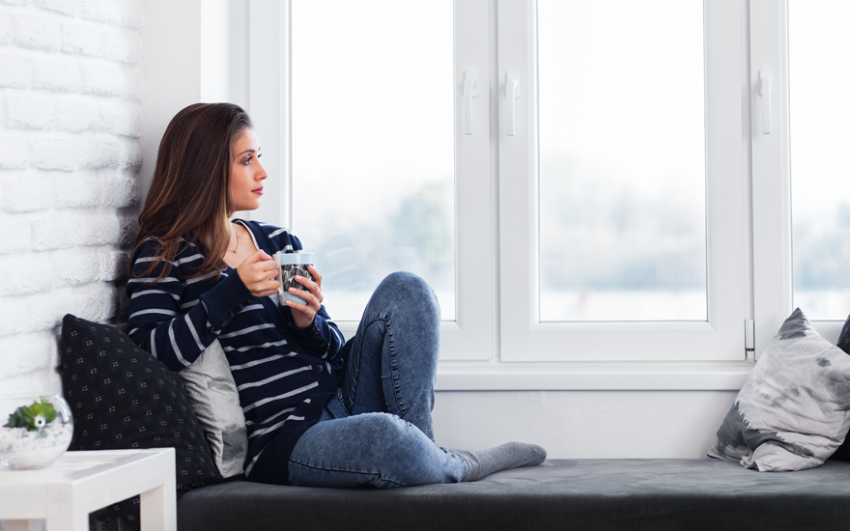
708, 308, 850, 471
829, 312, 850, 461
58, 314, 222, 530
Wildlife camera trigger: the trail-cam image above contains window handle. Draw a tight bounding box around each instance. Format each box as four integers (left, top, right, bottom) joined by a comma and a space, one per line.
760, 68, 773, 135
463, 69, 478, 135
506, 69, 521, 136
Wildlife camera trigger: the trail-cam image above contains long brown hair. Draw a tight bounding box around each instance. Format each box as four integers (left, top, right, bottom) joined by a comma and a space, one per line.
131, 103, 253, 281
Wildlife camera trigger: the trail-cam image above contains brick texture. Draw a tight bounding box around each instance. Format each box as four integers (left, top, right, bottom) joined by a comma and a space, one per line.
0, 53, 31, 88
12, 14, 61, 52
0, 0, 143, 394
32, 56, 81, 92
5, 94, 55, 129
0, 12, 12, 45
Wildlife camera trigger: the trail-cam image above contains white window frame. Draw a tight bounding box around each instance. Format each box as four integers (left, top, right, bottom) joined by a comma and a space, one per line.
750, 0, 793, 358
497, 0, 750, 362
245, 0, 495, 361
238, 0, 824, 390
750, 0, 844, 353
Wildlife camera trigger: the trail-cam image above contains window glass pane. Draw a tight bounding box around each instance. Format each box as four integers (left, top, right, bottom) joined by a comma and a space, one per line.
789, 1, 850, 320
292, 0, 455, 321
537, 0, 706, 321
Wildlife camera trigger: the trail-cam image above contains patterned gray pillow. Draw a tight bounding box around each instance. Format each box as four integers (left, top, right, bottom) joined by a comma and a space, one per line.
179, 340, 248, 478
708, 308, 850, 471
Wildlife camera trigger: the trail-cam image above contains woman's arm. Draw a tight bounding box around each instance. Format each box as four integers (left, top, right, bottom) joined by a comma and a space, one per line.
126, 239, 254, 372
261, 225, 346, 366
289, 302, 346, 365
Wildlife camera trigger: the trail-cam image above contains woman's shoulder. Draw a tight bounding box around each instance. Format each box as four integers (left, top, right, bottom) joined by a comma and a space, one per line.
130, 233, 205, 279
133, 232, 202, 258
237, 219, 302, 253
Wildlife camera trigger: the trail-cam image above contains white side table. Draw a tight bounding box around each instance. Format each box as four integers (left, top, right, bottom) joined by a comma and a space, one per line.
0, 449, 176, 531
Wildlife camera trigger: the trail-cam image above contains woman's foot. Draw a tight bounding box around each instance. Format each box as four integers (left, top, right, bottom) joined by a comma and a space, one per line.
450, 442, 547, 482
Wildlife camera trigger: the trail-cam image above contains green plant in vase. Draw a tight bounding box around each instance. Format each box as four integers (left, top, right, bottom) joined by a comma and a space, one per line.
4, 398, 58, 432
0, 394, 73, 469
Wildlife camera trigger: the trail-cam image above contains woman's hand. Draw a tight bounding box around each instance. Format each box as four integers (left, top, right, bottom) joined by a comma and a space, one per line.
285, 265, 324, 329
236, 250, 280, 298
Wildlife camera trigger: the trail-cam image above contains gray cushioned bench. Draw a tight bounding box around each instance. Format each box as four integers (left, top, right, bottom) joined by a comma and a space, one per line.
176, 458, 850, 530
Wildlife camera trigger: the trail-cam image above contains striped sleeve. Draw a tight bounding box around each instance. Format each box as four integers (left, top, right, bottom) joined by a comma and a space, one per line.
290, 308, 345, 366
126, 238, 253, 372
257, 221, 301, 254
258, 223, 346, 365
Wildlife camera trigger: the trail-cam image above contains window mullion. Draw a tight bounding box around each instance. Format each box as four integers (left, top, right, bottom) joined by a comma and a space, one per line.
443, 0, 495, 360
750, 0, 793, 358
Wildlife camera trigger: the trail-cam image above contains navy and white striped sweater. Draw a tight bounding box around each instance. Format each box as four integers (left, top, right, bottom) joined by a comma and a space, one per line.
126, 220, 345, 478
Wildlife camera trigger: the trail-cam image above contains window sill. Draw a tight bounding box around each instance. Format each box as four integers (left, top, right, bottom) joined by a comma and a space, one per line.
435, 363, 754, 391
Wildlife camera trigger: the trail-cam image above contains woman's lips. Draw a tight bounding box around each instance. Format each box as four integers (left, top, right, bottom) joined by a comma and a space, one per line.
252, 187, 264, 195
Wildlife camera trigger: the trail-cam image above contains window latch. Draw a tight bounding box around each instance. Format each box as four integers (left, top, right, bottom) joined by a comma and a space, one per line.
463, 69, 478, 135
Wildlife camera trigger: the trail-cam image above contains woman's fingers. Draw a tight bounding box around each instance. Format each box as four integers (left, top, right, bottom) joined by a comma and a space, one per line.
288, 286, 320, 309
285, 294, 317, 328
295, 270, 323, 305
236, 251, 280, 297
285, 296, 315, 312
236, 254, 324, 305
306, 266, 322, 288
286, 268, 322, 328
294, 278, 322, 304
248, 263, 279, 285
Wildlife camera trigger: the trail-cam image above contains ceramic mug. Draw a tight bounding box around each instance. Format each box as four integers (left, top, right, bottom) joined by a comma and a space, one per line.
273, 252, 314, 305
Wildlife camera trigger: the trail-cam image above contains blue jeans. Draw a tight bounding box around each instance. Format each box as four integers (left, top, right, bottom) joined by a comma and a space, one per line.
288, 272, 467, 488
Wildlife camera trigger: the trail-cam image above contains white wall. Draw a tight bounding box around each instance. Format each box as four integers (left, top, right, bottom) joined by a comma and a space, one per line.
138, 0, 200, 206
139, 0, 248, 207
433, 390, 737, 458
0, 0, 143, 397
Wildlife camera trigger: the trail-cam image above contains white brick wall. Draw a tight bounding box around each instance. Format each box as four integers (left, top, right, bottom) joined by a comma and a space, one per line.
0, 0, 142, 397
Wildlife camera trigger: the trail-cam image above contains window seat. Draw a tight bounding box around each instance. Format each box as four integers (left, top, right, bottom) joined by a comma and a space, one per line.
176, 458, 850, 530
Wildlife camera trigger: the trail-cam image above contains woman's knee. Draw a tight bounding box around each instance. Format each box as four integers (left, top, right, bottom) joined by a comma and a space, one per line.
341, 413, 428, 465
378, 271, 431, 296
359, 414, 441, 477
290, 413, 455, 488
374, 272, 440, 319
359, 412, 419, 446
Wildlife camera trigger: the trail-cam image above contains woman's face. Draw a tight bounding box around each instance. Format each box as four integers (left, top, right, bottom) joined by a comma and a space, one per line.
230, 127, 267, 212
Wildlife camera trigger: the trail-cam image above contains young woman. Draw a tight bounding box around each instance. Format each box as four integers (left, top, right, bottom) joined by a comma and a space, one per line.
126, 102, 546, 487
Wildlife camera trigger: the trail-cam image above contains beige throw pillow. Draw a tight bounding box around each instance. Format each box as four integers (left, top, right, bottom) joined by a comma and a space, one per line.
179, 340, 248, 478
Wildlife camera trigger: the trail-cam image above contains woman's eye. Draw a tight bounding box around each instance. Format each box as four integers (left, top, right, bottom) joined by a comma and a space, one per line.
243, 156, 253, 165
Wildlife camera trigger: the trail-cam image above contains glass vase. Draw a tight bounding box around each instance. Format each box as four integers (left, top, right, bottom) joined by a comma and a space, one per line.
0, 393, 74, 470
